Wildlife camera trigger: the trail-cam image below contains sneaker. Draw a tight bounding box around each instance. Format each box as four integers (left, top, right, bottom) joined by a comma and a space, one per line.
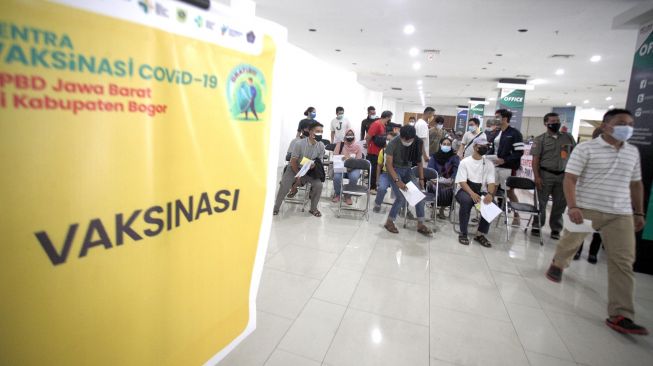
531, 228, 541, 237
331, 195, 340, 203
546, 263, 563, 283
373, 205, 381, 213
370, 189, 377, 195
606, 316, 649, 335
573, 251, 581, 260
551, 231, 561, 240
588, 254, 598, 264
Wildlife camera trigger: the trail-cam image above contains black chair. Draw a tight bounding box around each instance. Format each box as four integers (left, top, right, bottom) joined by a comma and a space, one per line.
403, 167, 438, 231
337, 159, 372, 220
501, 176, 543, 245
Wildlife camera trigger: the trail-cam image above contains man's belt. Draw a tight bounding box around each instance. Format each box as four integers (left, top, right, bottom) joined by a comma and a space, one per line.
540, 167, 565, 175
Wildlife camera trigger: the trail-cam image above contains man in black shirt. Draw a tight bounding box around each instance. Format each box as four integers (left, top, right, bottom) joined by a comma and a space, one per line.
360, 106, 377, 140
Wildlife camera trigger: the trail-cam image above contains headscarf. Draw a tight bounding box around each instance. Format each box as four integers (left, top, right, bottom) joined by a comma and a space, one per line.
434, 137, 454, 166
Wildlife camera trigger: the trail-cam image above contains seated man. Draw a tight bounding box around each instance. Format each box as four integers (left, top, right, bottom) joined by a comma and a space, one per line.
273, 121, 326, 217
332, 129, 364, 205
383, 125, 432, 236
454, 134, 496, 247
373, 131, 398, 212
286, 125, 309, 198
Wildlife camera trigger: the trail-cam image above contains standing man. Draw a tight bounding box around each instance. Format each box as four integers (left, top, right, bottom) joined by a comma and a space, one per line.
546, 109, 648, 336
360, 106, 377, 140
493, 109, 524, 225
383, 125, 432, 236
429, 116, 445, 162
273, 121, 326, 217
415, 107, 435, 167
530, 112, 576, 239
459, 117, 483, 158
330, 106, 351, 143
366, 111, 393, 194
484, 119, 500, 145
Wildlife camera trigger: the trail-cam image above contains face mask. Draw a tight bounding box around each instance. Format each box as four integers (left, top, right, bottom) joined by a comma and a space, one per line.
409, 122, 415, 126
611, 126, 634, 141
345, 135, 355, 142
302, 130, 310, 137
436, 124, 444, 130
476, 145, 489, 156
314, 133, 322, 142
371, 114, 377, 119
337, 114, 344, 120
486, 126, 495, 132
309, 112, 316, 119
401, 139, 414, 147
546, 123, 561, 133
440, 145, 452, 153
468, 125, 476, 132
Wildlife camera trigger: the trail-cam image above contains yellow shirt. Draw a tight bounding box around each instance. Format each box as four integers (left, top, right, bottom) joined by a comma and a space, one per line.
377, 148, 387, 173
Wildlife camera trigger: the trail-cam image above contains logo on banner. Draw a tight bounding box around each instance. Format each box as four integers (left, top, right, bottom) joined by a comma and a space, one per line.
500, 89, 526, 108
226, 64, 266, 121
138, 0, 153, 14
246, 31, 256, 44
194, 15, 203, 28
155, 2, 168, 17
176, 8, 187, 23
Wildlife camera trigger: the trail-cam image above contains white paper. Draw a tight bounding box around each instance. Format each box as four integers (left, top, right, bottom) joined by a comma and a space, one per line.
332, 155, 346, 173
563, 216, 594, 233
480, 198, 502, 223
485, 155, 499, 162
401, 181, 426, 206
295, 162, 312, 178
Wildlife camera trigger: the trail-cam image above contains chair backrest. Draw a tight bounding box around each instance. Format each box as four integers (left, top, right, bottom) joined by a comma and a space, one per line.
505, 176, 535, 190
344, 158, 371, 172
411, 166, 439, 180
325, 143, 336, 152
285, 152, 292, 162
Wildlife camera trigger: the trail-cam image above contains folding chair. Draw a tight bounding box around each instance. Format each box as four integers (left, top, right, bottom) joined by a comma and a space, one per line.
403, 167, 439, 230
501, 176, 543, 245
449, 187, 482, 234
337, 158, 372, 220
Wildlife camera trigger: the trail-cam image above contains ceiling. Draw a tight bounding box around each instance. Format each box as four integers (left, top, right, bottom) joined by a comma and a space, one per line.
236, 0, 646, 110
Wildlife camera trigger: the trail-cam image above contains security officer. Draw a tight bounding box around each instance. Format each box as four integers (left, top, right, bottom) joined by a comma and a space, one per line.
531, 112, 576, 239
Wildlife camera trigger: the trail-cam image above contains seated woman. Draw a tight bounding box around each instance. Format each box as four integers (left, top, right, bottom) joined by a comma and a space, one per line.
454, 134, 496, 247
332, 129, 364, 205
428, 137, 460, 219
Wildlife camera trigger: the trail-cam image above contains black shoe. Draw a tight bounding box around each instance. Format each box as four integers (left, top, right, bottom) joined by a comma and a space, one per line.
531, 228, 540, 237
546, 263, 563, 283
606, 316, 649, 335
573, 251, 581, 260
588, 255, 597, 264
551, 231, 561, 240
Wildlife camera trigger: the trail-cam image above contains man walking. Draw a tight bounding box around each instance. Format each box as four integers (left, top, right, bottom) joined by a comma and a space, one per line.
366, 111, 393, 194
531, 112, 576, 240
545, 109, 648, 336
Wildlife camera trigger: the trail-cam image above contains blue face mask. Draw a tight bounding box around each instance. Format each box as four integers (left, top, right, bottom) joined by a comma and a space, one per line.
611, 125, 634, 141
468, 125, 476, 132
309, 112, 316, 119
440, 145, 452, 153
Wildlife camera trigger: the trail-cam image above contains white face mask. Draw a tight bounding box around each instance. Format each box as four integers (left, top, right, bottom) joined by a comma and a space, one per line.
611, 125, 634, 141
401, 139, 414, 147
436, 124, 444, 129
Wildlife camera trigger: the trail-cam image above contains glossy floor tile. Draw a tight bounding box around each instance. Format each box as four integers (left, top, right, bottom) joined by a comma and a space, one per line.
218, 200, 653, 366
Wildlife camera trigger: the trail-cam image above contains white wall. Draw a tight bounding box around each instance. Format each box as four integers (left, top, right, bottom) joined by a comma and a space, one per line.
274, 43, 383, 166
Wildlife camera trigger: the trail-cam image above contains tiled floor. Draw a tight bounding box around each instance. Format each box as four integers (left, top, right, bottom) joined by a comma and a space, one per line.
219, 195, 653, 366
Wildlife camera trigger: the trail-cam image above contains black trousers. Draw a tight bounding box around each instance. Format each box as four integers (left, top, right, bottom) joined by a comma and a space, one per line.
576, 232, 602, 256
367, 154, 378, 188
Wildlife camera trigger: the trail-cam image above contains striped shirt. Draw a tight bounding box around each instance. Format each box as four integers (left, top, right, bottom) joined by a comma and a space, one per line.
565, 136, 641, 214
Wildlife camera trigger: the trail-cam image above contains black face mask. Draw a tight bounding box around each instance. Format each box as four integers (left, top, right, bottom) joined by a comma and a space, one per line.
345, 136, 355, 142
547, 123, 561, 133
302, 130, 310, 137
476, 146, 489, 156
314, 134, 322, 142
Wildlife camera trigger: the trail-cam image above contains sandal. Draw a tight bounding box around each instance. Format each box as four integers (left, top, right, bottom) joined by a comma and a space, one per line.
474, 235, 492, 248
308, 209, 322, 217
273, 210, 279, 216
384, 221, 399, 234
458, 235, 469, 245
417, 224, 433, 236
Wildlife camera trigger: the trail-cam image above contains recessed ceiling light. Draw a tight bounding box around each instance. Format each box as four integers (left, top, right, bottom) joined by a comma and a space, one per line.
528, 78, 547, 85
352, 62, 357, 65
583, 99, 589, 104
416, 80, 423, 85
308, 28, 317, 32
605, 96, 612, 101
566, 102, 572, 106
482, 67, 487, 70
412, 62, 421, 70
609, 105, 615, 109
496, 53, 503, 56
518, 29, 528, 32
403, 24, 415, 35
335, 49, 341, 52
488, 97, 496, 101
590, 55, 601, 62
555, 68, 565, 75
409, 47, 419, 57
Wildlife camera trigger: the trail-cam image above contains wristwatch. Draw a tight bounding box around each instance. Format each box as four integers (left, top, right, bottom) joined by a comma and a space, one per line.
394, 177, 400, 183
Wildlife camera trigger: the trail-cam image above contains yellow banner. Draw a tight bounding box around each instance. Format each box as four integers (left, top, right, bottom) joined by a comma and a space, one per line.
0, 1, 276, 365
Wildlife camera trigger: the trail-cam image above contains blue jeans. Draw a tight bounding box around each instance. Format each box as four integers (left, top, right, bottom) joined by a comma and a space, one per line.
456, 190, 490, 236
375, 172, 392, 206
333, 169, 362, 196
388, 167, 425, 222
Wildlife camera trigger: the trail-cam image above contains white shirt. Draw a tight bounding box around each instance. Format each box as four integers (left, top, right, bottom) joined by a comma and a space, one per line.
456, 156, 496, 187
461, 130, 481, 158
415, 118, 430, 165
494, 131, 502, 151
566, 136, 641, 214
330, 117, 351, 143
